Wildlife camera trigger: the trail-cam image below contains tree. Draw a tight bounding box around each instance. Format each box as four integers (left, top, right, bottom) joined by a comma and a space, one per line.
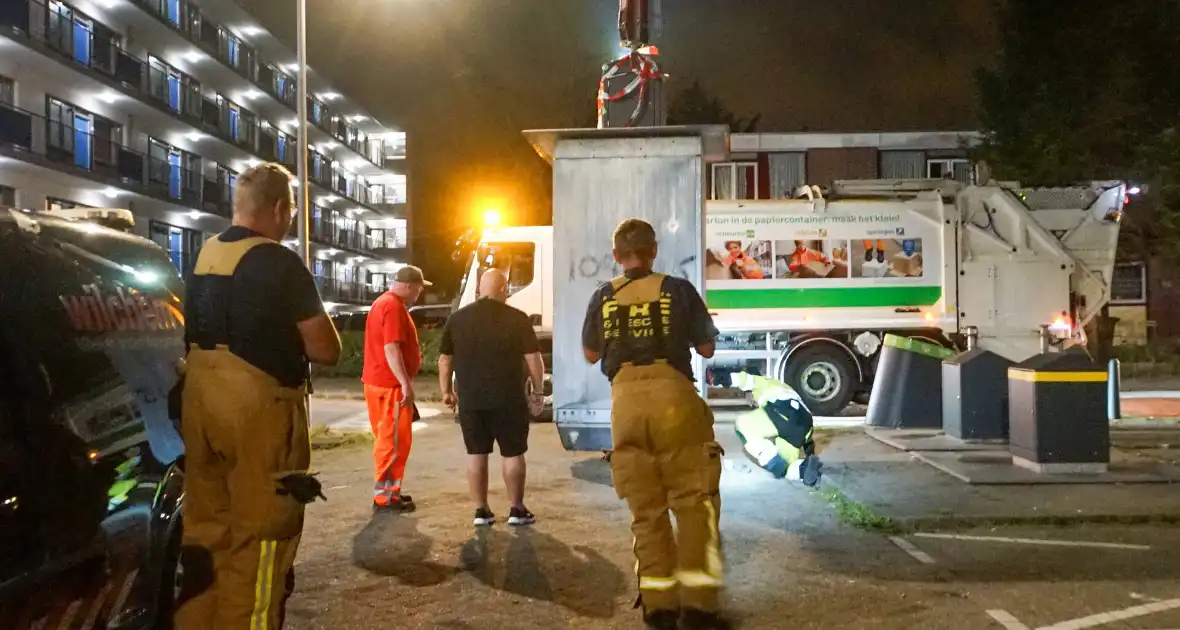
973, 0, 1180, 356
975, 0, 1180, 261
667, 79, 761, 132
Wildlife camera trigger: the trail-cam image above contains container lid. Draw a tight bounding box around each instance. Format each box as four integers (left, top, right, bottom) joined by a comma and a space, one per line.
882, 334, 954, 360
943, 347, 1015, 367
1011, 347, 1099, 372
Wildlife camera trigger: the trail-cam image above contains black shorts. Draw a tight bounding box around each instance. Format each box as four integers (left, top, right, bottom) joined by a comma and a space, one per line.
459, 406, 529, 457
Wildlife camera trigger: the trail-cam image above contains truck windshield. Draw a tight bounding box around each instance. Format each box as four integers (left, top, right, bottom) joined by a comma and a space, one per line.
476, 242, 535, 298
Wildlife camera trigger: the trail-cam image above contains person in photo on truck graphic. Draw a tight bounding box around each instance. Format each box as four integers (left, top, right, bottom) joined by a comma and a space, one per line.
862, 239, 886, 263
582, 219, 729, 630
784, 239, 832, 277
722, 240, 764, 279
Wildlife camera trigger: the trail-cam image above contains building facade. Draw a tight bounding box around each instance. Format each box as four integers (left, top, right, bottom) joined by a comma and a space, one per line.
709, 131, 981, 200
0, 0, 409, 311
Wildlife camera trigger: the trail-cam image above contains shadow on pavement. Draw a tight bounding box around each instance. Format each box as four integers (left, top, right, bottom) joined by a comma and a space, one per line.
459, 526, 625, 618
570, 457, 614, 488
351, 511, 460, 587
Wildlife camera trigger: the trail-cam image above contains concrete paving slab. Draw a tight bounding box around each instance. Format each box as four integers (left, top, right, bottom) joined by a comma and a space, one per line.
820, 433, 1180, 529
911, 448, 1180, 485
866, 427, 1007, 452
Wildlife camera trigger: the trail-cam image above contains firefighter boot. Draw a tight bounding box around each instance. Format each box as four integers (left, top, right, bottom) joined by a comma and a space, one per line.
644, 608, 680, 630
680, 608, 733, 630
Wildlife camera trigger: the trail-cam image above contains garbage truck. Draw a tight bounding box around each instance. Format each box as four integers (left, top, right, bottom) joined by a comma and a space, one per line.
456, 176, 1126, 416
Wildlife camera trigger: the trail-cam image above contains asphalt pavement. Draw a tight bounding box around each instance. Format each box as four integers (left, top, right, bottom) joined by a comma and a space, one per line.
290, 409, 1180, 630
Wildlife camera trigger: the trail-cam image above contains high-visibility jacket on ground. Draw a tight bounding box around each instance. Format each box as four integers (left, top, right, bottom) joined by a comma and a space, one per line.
730, 372, 823, 485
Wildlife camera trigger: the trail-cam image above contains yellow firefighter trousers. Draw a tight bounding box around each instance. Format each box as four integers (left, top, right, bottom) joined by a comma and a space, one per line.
611, 362, 724, 613
174, 348, 311, 630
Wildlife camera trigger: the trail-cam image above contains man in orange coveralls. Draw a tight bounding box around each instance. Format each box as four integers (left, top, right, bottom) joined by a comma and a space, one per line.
362, 265, 431, 511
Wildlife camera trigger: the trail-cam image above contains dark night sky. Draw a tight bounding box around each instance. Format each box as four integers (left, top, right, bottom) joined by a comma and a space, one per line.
238, 0, 996, 282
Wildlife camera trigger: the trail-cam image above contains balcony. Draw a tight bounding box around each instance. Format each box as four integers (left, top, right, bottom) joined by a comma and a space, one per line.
1, 0, 143, 90
0, 102, 204, 209
145, 60, 203, 124
316, 277, 380, 305
119, 0, 400, 172
201, 173, 233, 218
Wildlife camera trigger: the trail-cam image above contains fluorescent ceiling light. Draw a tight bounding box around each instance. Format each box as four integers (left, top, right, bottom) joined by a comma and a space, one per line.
98, 91, 120, 104
102, 187, 120, 198
189, 210, 202, 219
186, 132, 203, 142
318, 92, 341, 101
184, 50, 204, 63
241, 26, 263, 37
348, 114, 367, 122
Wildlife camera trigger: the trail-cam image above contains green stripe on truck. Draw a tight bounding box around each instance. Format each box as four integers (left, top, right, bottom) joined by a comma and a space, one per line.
706, 286, 943, 309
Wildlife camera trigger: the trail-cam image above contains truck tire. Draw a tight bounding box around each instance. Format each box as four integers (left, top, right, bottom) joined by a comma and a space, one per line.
783, 344, 858, 416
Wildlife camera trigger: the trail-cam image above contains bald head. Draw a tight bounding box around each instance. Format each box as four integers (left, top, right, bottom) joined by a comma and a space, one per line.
479, 268, 509, 301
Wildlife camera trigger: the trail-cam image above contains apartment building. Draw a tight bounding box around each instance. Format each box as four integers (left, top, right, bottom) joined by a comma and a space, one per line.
0, 0, 409, 311
709, 131, 981, 200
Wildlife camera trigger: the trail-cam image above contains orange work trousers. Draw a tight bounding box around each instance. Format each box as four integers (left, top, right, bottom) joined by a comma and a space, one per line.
364, 383, 414, 505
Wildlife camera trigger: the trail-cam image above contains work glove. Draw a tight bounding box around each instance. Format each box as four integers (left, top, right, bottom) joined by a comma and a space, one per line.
275, 471, 327, 504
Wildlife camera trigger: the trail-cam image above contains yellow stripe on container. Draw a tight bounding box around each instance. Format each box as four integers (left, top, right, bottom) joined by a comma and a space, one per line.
1007, 370, 1108, 383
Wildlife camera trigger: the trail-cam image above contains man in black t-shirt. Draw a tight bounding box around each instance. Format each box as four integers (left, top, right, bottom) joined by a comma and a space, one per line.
438, 269, 544, 527
176, 163, 341, 630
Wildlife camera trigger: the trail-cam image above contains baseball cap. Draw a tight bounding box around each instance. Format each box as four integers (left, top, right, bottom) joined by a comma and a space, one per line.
393, 265, 432, 287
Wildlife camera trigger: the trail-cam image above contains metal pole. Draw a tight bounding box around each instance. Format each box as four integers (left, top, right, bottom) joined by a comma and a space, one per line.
295, 0, 311, 269
965, 325, 979, 351
1107, 358, 1122, 421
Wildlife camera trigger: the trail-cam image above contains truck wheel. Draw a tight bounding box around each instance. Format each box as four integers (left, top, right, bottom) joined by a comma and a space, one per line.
783, 345, 857, 416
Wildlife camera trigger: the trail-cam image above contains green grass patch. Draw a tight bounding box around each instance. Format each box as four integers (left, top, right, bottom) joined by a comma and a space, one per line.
817, 487, 904, 534
312, 329, 444, 380
309, 426, 373, 451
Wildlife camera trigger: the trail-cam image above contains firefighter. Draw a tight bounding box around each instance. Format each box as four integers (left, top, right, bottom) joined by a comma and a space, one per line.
175, 163, 341, 630
582, 219, 728, 630
729, 372, 824, 485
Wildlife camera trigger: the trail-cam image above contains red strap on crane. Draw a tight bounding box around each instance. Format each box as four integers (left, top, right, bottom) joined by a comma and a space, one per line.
596, 50, 664, 128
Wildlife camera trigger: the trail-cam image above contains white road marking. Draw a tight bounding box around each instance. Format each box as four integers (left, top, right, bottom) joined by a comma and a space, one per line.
888, 536, 935, 564
109, 569, 140, 619
986, 609, 1031, 630
1038, 598, 1180, 630
912, 533, 1150, 551
326, 485, 350, 491
1131, 592, 1162, 602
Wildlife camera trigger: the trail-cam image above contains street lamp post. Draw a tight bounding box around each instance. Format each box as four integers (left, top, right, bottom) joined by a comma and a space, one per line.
295, 0, 311, 268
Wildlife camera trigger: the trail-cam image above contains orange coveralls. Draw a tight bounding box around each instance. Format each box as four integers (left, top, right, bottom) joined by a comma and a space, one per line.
361, 292, 421, 507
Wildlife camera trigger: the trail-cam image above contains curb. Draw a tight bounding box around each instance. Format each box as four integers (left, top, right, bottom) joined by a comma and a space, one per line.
896, 512, 1180, 532
818, 468, 1180, 533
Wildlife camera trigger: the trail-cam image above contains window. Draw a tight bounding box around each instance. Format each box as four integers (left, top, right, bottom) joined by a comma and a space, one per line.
0, 76, 13, 106
0, 185, 15, 207
149, 221, 203, 276
927, 158, 974, 184
711, 162, 758, 200
476, 242, 535, 298
1111, 262, 1147, 306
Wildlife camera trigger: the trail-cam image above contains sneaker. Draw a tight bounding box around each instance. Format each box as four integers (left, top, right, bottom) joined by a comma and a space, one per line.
680, 608, 732, 630
643, 609, 680, 630
507, 506, 535, 526
473, 507, 496, 526
374, 494, 416, 513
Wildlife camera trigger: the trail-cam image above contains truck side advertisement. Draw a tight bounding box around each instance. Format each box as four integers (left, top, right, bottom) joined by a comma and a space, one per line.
704, 205, 945, 310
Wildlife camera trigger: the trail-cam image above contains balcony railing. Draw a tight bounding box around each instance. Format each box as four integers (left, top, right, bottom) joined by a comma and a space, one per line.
201, 175, 233, 218
146, 152, 201, 207
145, 62, 203, 123
0, 103, 206, 209
315, 277, 379, 304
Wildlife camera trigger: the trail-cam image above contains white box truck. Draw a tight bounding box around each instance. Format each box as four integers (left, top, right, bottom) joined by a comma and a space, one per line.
457, 177, 1125, 417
